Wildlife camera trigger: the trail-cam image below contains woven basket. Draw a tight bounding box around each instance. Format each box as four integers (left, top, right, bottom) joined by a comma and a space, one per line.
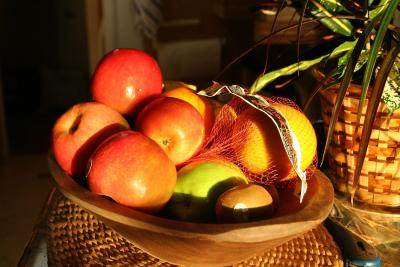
319, 84, 400, 207
46, 190, 343, 266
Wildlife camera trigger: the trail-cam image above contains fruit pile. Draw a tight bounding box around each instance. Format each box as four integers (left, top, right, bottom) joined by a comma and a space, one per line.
51, 48, 317, 224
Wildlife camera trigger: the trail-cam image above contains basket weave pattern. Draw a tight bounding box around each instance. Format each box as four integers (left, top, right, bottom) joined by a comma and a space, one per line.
46, 191, 342, 266
319, 86, 400, 207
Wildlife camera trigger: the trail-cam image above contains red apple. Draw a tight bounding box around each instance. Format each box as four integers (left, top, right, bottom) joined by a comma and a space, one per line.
135, 97, 205, 165
91, 48, 163, 116
86, 130, 177, 213
51, 102, 130, 177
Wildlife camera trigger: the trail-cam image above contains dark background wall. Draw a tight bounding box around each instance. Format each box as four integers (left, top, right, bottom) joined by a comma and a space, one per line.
0, 0, 328, 156
0, 0, 91, 154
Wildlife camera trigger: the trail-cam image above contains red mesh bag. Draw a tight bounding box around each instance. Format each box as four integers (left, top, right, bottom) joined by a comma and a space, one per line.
187, 83, 318, 200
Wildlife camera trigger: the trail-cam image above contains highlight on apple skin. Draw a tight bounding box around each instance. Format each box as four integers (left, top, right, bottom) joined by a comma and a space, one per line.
91, 48, 163, 117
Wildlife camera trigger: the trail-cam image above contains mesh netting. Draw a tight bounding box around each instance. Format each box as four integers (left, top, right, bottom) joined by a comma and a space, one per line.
187, 93, 318, 188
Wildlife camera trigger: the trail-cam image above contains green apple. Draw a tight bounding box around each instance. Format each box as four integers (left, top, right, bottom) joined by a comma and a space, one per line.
162, 159, 248, 223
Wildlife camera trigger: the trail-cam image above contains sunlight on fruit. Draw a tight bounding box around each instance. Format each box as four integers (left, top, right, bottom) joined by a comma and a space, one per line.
165, 87, 215, 135
233, 102, 317, 181
165, 87, 208, 117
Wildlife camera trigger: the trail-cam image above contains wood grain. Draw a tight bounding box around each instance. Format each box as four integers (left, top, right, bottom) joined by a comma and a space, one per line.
48, 153, 334, 267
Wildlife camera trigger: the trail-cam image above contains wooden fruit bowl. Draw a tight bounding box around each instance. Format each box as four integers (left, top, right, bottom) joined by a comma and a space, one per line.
48, 154, 334, 267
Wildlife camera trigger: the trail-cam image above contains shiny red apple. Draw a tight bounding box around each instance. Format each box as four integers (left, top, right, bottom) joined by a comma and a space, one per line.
91, 48, 163, 117
135, 97, 205, 166
86, 130, 177, 213
51, 102, 130, 177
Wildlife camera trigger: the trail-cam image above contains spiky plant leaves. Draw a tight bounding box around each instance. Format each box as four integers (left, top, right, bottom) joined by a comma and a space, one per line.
351, 42, 400, 204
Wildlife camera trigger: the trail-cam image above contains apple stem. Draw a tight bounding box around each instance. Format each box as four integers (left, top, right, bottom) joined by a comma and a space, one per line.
162, 139, 171, 147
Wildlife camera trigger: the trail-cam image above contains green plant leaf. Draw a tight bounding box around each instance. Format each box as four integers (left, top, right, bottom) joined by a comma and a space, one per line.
309, 0, 353, 36
321, 17, 378, 166
356, 0, 399, 138
350, 43, 400, 204
318, 0, 347, 13
249, 40, 357, 93
369, 0, 392, 19
381, 54, 400, 114
247, 0, 390, 94
337, 49, 370, 78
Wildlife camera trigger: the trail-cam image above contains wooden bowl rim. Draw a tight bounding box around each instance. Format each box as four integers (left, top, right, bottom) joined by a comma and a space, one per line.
48, 153, 334, 243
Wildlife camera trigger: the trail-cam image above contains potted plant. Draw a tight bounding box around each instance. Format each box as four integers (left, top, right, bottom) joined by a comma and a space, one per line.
240, 0, 400, 208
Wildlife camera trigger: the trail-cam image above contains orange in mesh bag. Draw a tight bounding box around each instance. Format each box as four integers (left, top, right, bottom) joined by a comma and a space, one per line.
191, 84, 318, 194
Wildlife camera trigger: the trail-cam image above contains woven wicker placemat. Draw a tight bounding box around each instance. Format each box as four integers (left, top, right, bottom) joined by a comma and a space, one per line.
46, 190, 343, 266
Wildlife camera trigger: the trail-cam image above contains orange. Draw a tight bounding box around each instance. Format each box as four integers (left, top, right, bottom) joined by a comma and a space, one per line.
164, 87, 215, 135
163, 81, 197, 92
232, 102, 317, 181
